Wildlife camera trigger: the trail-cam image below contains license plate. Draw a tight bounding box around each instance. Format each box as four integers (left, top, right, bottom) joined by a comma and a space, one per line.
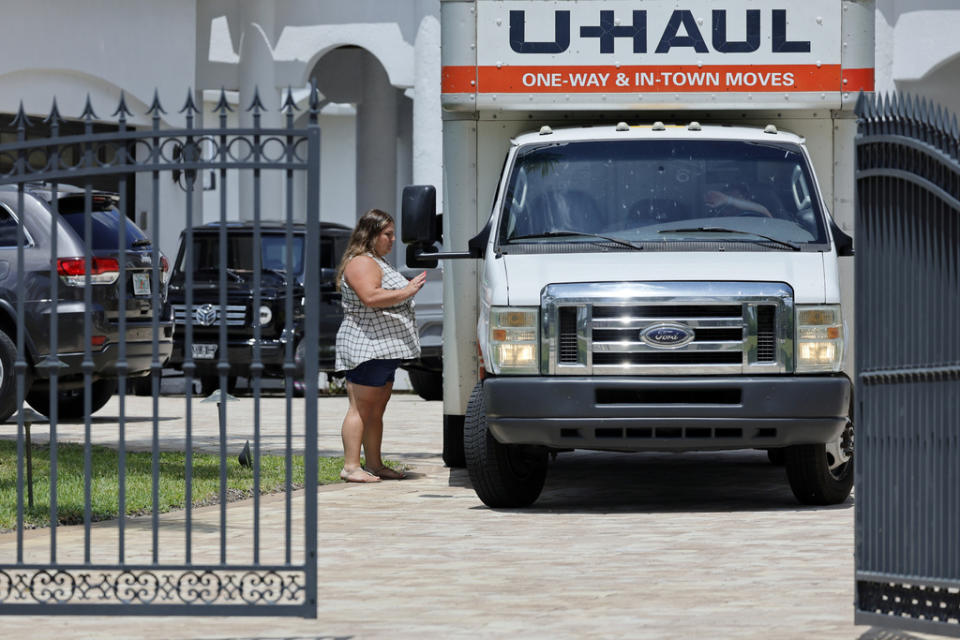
132, 272, 151, 296
192, 344, 217, 359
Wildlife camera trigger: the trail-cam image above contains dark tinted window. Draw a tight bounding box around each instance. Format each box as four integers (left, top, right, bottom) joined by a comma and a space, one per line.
0, 205, 19, 247
60, 207, 150, 251
180, 233, 306, 275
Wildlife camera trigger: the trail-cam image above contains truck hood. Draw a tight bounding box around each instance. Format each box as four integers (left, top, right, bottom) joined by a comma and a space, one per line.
499, 251, 827, 305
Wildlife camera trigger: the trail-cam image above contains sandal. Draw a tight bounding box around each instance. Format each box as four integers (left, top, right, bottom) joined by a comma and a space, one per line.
340, 467, 381, 483
364, 465, 407, 480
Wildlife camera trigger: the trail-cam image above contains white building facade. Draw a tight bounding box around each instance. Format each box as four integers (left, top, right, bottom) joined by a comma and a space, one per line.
0, 0, 442, 263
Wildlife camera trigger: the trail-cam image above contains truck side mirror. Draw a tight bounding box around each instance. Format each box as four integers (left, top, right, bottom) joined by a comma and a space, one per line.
401, 185, 437, 245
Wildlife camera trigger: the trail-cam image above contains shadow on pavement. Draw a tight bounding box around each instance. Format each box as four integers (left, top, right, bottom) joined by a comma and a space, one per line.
460, 449, 855, 514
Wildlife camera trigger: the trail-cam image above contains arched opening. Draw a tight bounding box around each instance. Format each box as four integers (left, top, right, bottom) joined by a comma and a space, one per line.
304, 45, 414, 266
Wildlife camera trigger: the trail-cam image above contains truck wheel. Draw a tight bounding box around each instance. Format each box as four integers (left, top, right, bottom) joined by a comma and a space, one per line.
464, 381, 548, 508
408, 368, 442, 401
784, 423, 854, 505
27, 379, 116, 420
0, 328, 28, 423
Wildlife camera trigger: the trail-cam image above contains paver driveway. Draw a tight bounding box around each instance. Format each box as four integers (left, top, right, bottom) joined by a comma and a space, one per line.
0, 392, 893, 639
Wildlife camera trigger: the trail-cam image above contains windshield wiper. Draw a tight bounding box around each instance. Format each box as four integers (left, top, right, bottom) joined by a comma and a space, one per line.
509, 230, 644, 251
658, 226, 800, 251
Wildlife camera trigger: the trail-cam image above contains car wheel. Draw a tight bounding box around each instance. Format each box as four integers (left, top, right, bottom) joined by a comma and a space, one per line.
408, 368, 442, 401
0, 328, 29, 422
128, 376, 154, 396
27, 379, 116, 420
784, 422, 854, 505
464, 381, 548, 508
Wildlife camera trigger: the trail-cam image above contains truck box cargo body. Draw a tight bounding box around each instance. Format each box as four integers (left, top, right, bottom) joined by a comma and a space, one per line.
403, 0, 873, 507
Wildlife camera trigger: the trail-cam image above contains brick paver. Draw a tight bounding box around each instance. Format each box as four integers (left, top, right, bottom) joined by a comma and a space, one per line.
0, 392, 902, 638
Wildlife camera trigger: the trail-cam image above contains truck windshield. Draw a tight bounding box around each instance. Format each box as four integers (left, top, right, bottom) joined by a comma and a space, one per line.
178, 233, 306, 275
499, 139, 828, 249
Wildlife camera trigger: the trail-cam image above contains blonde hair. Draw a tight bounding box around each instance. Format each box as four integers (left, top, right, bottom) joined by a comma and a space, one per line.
335, 208, 395, 290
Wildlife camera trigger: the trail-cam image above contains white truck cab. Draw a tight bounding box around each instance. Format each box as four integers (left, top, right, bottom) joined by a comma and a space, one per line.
403, 0, 873, 507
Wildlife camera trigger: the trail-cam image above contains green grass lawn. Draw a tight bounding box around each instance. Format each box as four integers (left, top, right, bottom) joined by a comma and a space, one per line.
0, 440, 349, 530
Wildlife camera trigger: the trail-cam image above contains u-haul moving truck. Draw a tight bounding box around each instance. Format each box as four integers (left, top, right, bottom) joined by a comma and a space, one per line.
403, 0, 874, 507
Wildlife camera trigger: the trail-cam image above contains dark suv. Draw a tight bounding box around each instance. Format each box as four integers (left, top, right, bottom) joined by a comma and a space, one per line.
0, 184, 173, 421
166, 221, 350, 395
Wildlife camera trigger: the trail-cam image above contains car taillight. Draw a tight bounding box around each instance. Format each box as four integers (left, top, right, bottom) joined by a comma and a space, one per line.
160, 255, 170, 284
57, 257, 120, 285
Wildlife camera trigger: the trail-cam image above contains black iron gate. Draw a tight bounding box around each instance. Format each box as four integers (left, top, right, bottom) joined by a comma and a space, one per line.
0, 87, 321, 616
854, 92, 960, 635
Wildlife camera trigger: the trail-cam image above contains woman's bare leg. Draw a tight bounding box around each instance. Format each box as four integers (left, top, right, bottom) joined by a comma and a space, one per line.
358, 381, 393, 469
340, 382, 380, 482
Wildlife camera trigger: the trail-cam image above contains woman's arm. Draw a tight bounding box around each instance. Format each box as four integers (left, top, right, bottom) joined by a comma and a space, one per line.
344, 255, 426, 308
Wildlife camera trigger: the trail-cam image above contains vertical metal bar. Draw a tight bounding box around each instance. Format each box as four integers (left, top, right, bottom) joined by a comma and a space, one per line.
217, 112, 229, 568
14, 123, 26, 563
303, 96, 321, 618
82, 171, 93, 565
252, 106, 263, 565
117, 165, 128, 565
283, 103, 295, 566
47, 148, 59, 563
150, 115, 162, 565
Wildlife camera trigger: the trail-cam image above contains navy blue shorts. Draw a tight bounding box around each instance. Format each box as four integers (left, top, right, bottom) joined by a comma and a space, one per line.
345, 359, 401, 387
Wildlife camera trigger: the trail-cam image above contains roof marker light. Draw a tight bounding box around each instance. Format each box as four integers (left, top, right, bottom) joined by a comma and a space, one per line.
615, 122, 629, 132
764, 124, 779, 134
652, 121, 666, 131
688, 121, 702, 131
539, 125, 553, 136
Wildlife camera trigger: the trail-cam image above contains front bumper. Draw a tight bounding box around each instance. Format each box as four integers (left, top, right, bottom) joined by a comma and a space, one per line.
483, 375, 851, 452
169, 337, 336, 376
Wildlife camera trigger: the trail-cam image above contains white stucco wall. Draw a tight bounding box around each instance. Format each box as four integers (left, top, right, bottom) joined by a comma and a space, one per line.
0, 0, 196, 127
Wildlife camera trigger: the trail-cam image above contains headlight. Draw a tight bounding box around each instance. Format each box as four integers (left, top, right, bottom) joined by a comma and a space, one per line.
796, 305, 843, 372
489, 306, 539, 374
259, 305, 273, 326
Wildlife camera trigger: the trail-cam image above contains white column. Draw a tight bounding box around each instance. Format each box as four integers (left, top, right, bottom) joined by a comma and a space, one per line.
355, 53, 399, 254
238, 2, 283, 222
413, 2, 443, 203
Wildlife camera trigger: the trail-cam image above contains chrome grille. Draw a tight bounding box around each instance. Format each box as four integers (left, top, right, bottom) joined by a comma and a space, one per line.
172, 303, 247, 327
542, 282, 794, 375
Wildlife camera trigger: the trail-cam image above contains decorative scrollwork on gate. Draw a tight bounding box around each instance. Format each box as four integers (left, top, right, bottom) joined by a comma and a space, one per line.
0, 568, 306, 607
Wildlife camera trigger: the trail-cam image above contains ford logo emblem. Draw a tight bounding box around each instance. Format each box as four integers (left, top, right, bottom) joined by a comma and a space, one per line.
640, 322, 695, 349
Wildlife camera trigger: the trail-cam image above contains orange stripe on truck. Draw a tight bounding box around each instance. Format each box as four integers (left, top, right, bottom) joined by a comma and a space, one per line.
442, 64, 875, 94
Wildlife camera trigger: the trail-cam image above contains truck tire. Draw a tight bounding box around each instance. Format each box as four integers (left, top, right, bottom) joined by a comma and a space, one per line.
408, 368, 442, 401
0, 328, 26, 423
464, 381, 548, 508
784, 442, 854, 505
27, 379, 116, 420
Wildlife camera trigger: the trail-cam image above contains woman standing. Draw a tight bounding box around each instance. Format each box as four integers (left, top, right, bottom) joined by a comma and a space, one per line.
335, 209, 426, 483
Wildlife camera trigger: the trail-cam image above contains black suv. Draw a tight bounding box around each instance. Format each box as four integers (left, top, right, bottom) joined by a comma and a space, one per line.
0, 184, 173, 421
166, 221, 350, 395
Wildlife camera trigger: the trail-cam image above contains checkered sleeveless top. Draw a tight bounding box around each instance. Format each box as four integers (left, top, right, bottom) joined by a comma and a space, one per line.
335, 253, 420, 372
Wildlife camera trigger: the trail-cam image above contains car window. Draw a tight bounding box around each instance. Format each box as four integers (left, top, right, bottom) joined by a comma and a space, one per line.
0, 204, 22, 247
60, 207, 150, 251
180, 233, 306, 275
